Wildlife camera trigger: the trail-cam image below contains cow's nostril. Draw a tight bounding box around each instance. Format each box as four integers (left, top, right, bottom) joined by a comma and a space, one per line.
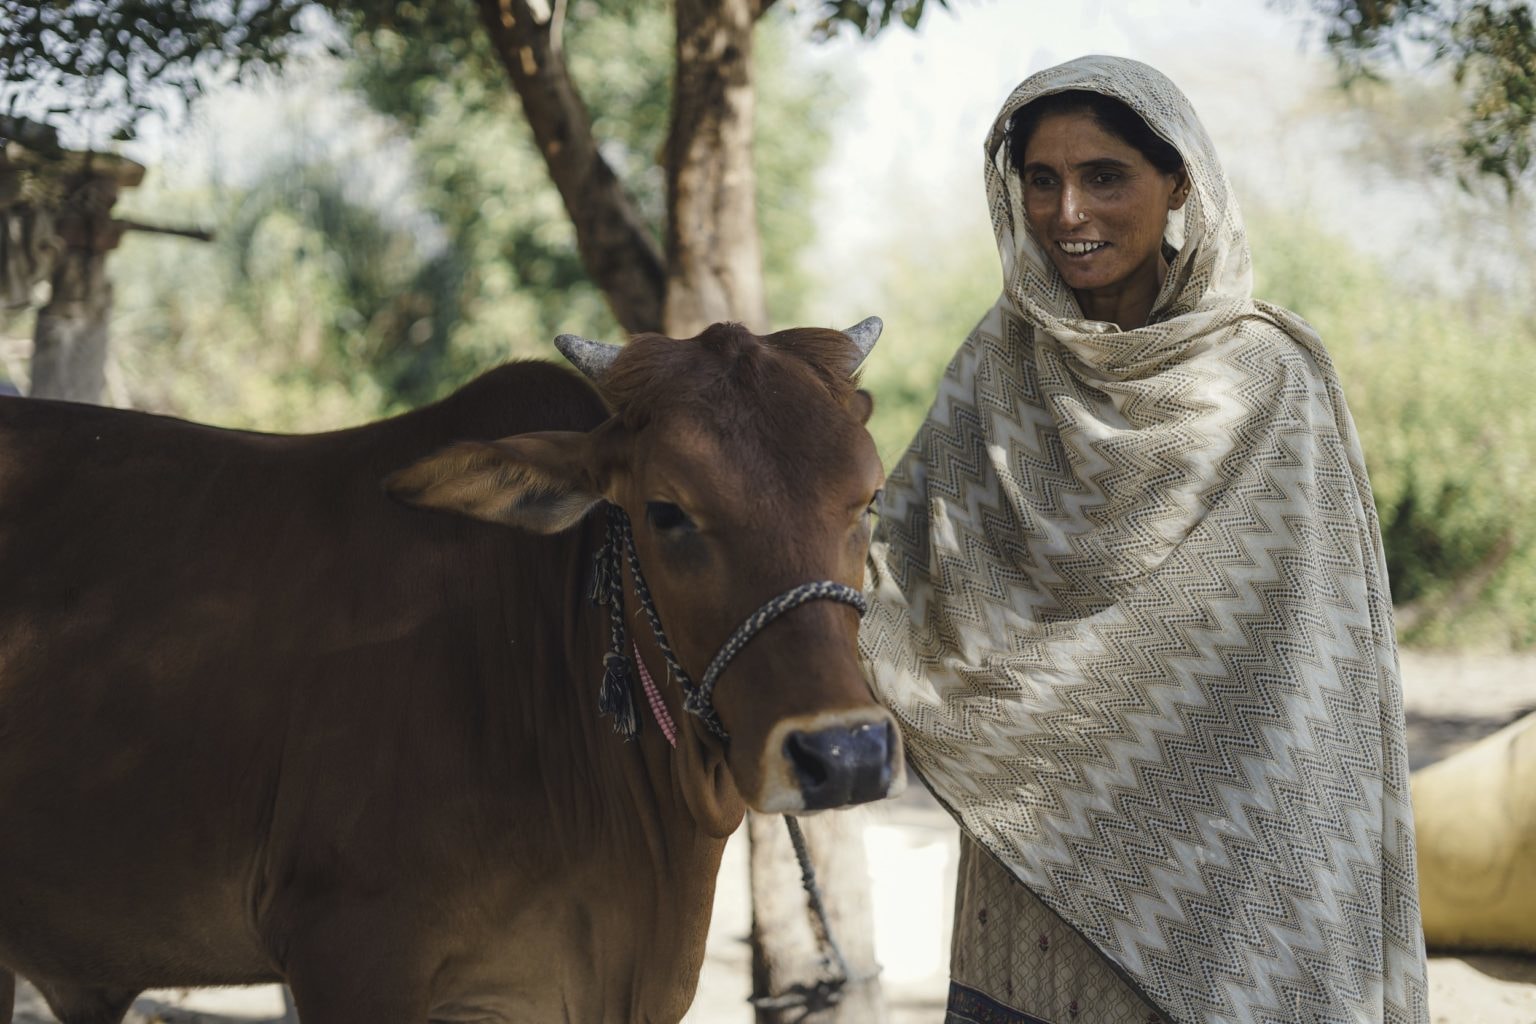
785, 730, 831, 789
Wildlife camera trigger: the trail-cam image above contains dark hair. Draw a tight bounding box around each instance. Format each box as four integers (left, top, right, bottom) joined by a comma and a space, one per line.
1006, 90, 1183, 177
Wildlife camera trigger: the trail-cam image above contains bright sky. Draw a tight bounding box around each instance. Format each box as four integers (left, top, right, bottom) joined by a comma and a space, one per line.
801, 0, 1375, 286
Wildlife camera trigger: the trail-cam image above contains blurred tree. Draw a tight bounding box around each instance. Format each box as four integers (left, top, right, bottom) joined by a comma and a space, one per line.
1287, 0, 1536, 189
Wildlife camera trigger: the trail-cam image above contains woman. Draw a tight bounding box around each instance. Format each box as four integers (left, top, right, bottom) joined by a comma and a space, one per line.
860, 56, 1429, 1024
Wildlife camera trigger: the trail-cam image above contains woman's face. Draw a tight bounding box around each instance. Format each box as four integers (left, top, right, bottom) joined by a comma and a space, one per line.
1019, 110, 1187, 314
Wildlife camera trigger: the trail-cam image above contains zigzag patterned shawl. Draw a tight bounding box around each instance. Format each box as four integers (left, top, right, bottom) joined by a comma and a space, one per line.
860, 56, 1429, 1024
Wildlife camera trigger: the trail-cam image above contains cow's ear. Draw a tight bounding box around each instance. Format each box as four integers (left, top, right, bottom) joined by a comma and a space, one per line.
384, 430, 610, 533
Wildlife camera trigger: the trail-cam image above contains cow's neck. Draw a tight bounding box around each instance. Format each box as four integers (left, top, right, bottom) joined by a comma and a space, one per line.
476, 515, 735, 1013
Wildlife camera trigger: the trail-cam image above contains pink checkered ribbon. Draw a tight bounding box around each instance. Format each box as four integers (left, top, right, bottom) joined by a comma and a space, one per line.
633, 641, 678, 748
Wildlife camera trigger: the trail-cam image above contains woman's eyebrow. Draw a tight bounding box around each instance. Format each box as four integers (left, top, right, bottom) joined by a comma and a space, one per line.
1021, 156, 1134, 173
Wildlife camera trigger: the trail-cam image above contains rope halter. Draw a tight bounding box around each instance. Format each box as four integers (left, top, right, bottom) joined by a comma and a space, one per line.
590, 503, 868, 742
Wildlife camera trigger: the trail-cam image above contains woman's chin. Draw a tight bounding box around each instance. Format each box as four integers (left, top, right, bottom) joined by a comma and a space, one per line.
1060, 270, 1116, 297
1050, 257, 1112, 293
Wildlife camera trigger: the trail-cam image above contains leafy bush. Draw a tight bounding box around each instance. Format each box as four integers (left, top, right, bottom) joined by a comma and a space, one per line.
1250, 209, 1536, 649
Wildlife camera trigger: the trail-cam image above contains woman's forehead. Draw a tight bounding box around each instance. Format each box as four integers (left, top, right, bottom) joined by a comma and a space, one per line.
1022, 110, 1148, 165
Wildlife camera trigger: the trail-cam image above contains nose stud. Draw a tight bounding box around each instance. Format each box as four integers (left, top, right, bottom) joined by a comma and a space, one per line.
1078, 211, 1088, 222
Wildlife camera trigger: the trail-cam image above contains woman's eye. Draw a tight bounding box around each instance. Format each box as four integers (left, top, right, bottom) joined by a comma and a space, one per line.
646, 501, 694, 533
1029, 175, 1057, 188
1092, 172, 1120, 185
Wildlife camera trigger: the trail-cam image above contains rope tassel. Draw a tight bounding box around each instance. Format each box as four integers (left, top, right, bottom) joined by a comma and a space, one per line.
598, 651, 638, 739
592, 511, 638, 739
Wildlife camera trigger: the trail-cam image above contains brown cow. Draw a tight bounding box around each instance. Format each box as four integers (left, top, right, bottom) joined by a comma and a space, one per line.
0, 320, 902, 1024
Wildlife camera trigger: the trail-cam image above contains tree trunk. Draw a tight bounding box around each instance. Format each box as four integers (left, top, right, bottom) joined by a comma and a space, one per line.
477, 0, 667, 334
28, 174, 124, 406
663, 0, 767, 335
749, 812, 886, 1023
668, 4, 880, 1019
29, 243, 111, 403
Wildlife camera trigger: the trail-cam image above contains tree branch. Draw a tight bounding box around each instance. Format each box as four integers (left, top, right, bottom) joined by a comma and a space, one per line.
475, 0, 666, 334
114, 218, 214, 242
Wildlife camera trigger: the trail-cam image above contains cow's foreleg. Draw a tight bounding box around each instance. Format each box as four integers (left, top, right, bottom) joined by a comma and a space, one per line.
30, 980, 137, 1024
284, 938, 432, 1024
287, 978, 430, 1024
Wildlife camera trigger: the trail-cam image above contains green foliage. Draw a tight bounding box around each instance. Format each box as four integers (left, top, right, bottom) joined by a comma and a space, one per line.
1, 0, 937, 142
340, 1, 836, 354
856, 230, 999, 467
754, 20, 841, 326
110, 161, 400, 430
344, 15, 625, 384
811, 0, 950, 37
0, 0, 315, 139
339, 0, 660, 370
1249, 208, 1536, 647
1291, 0, 1536, 190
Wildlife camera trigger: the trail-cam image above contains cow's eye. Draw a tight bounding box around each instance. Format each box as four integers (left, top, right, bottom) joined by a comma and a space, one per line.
646, 501, 694, 533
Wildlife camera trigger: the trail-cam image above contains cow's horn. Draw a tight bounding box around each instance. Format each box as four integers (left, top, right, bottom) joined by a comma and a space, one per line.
555, 333, 622, 383
843, 317, 883, 371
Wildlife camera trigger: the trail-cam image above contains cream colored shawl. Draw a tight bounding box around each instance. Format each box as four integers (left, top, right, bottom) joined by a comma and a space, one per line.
860, 56, 1428, 1024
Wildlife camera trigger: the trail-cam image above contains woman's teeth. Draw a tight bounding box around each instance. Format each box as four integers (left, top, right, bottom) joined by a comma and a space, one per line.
1058, 241, 1107, 255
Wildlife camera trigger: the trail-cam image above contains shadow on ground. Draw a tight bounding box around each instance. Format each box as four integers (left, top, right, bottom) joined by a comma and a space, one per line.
1405, 705, 1536, 771
13, 982, 292, 1024
1448, 955, 1536, 985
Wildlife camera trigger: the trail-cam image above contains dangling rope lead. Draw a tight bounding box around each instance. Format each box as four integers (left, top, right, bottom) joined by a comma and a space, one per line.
748, 815, 881, 1016
785, 816, 850, 983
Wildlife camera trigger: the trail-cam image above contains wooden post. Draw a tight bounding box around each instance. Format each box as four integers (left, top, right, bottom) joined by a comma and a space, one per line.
22, 149, 142, 404
31, 232, 116, 403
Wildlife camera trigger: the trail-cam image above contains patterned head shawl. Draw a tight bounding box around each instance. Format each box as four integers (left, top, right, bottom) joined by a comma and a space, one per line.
860, 55, 1429, 1024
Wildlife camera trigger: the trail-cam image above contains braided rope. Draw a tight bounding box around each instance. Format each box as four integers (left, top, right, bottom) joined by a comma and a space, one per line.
632, 640, 678, 748
606, 505, 868, 741
613, 512, 694, 681
690, 581, 867, 726
592, 505, 870, 743
592, 510, 638, 737
748, 816, 882, 1014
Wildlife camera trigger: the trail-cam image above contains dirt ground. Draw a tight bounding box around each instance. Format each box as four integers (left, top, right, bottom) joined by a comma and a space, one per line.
11, 650, 1535, 1023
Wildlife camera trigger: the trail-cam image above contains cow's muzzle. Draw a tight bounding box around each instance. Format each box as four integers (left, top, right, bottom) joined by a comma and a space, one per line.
785, 720, 898, 810
751, 713, 902, 814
